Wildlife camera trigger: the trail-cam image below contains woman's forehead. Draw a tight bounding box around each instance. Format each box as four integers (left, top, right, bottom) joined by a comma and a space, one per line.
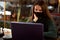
34, 5, 42, 10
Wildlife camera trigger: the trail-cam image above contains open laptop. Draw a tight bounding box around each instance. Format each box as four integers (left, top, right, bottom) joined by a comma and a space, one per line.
11, 22, 44, 40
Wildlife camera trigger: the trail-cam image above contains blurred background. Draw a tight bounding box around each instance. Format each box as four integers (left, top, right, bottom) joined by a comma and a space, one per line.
0, 0, 59, 40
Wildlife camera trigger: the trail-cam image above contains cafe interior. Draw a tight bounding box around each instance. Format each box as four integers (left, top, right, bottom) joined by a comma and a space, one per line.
0, 0, 60, 40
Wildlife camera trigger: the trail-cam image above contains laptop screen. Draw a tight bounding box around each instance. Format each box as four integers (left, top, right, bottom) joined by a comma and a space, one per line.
11, 22, 44, 40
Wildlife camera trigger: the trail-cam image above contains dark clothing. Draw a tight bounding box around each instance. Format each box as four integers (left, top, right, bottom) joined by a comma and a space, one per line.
32, 16, 57, 40
44, 37, 57, 40
35, 14, 49, 32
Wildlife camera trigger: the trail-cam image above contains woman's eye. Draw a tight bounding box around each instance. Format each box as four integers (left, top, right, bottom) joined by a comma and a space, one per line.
36, 9, 38, 11
39, 10, 42, 11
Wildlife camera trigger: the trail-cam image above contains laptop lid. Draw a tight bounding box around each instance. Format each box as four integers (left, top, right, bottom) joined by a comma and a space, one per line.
11, 22, 44, 40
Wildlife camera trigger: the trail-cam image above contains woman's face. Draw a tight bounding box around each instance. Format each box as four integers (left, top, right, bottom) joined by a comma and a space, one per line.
12, 13, 16, 18
34, 5, 43, 13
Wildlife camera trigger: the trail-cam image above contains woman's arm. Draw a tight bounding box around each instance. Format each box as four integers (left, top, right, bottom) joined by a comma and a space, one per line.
44, 20, 57, 38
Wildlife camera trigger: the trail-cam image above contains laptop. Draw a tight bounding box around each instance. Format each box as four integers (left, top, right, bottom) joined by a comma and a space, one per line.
11, 22, 44, 40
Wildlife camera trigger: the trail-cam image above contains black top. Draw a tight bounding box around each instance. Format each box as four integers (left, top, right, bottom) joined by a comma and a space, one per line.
33, 13, 50, 32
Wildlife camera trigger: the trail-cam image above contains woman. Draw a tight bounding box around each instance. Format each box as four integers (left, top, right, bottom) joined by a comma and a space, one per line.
11, 10, 17, 21
31, 1, 57, 40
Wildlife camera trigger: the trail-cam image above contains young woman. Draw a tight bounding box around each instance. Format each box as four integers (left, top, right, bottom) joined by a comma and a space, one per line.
31, 1, 57, 40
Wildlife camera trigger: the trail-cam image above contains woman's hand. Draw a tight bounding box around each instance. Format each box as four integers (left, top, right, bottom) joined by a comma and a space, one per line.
33, 14, 38, 22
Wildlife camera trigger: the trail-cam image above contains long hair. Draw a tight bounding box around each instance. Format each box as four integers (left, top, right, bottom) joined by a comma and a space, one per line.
32, 1, 54, 21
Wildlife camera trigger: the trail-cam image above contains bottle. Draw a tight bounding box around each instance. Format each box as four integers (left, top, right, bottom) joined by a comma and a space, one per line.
0, 27, 4, 38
